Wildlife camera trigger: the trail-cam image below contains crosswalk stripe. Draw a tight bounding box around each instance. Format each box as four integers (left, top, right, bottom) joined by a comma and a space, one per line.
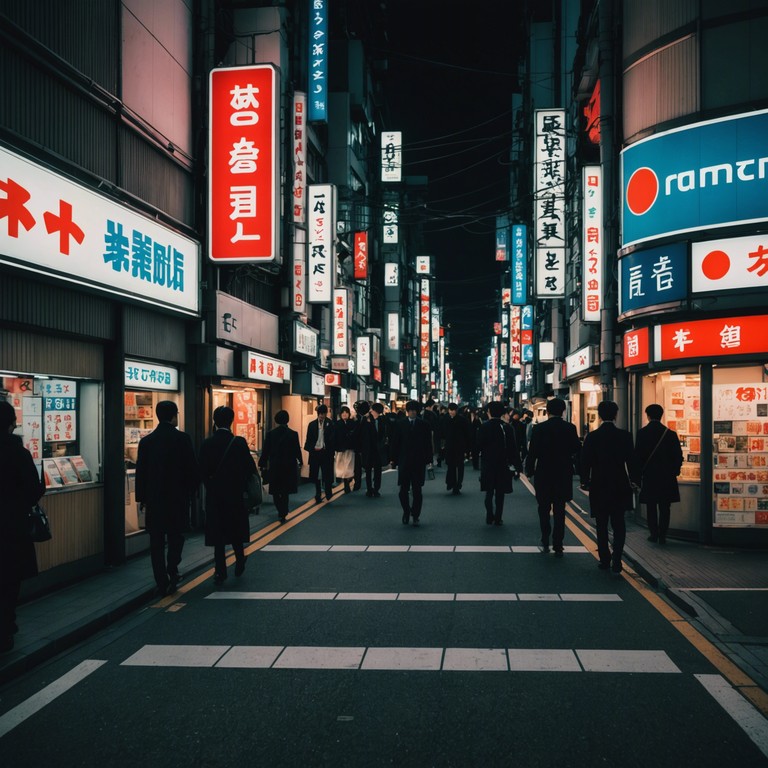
259, 544, 588, 553
205, 591, 622, 603
120, 644, 681, 673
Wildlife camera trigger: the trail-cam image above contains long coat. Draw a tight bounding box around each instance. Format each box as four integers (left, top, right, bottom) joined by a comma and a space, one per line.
442, 414, 472, 464
580, 422, 634, 515
632, 420, 683, 503
0, 433, 45, 585
478, 418, 522, 493
260, 425, 303, 495
389, 417, 433, 487
525, 416, 582, 504
199, 429, 257, 546
359, 415, 388, 469
135, 422, 198, 534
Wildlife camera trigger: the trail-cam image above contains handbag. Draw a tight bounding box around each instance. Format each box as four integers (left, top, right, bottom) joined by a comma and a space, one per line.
29, 503, 52, 542
244, 471, 263, 510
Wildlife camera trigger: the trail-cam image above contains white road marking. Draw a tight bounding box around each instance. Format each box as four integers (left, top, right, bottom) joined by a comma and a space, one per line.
204, 591, 621, 603
120, 645, 681, 674
0, 659, 107, 739
454, 546, 511, 553
329, 545, 368, 552
695, 674, 768, 758
259, 544, 589, 554
408, 546, 456, 552
576, 649, 681, 673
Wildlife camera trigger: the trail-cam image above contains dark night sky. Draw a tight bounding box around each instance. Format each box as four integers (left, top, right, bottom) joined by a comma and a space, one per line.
374, 0, 525, 398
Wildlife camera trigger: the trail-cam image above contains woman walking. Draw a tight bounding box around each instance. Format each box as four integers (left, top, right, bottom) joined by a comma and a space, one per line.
334, 405, 356, 493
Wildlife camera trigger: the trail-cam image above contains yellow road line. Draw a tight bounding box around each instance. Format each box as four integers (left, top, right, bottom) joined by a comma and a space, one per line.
564, 502, 768, 716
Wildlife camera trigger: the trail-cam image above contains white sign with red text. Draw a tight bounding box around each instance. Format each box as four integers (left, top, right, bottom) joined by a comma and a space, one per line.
308, 184, 335, 303
333, 288, 348, 356
242, 351, 291, 384
582, 166, 603, 321
292, 92, 307, 224
692, 234, 768, 293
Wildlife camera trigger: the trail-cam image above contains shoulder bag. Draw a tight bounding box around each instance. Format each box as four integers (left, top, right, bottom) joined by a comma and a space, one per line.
29, 503, 52, 542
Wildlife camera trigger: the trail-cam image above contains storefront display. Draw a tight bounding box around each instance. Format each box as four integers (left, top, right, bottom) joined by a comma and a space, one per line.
712, 382, 768, 528
663, 380, 701, 481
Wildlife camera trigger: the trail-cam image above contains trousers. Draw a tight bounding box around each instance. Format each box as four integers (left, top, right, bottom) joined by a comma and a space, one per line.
398, 477, 423, 518
594, 508, 626, 565
149, 530, 184, 589
485, 489, 505, 522
538, 500, 566, 550
646, 501, 671, 540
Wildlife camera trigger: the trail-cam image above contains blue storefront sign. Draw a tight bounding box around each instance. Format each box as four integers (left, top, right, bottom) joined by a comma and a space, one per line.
619, 242, 687, 315
512, 224, 527, 305
308, 0, 328, 123
521, 304, 534, 362
621, 109, 768, 247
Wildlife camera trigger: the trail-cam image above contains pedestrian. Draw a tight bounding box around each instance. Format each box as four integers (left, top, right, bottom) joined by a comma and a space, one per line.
579, 400, 634, 575
511, 410, 528, 462
135, 400, 198, 596
199, 406, 257, 584
0, 400, 46, 652
525, 398, 582, 556
389, 400, 433, 526
443, 402, 471, 494
361, 402, 387, 497
422, 399, 439, 465
470, 407, 483, 470
352, 400, 368, 491
304, 403, 336, 503
259, 410, 303, 523
631, 403, 683, 544
478, 401, 522, 525
334, 405, 356, 493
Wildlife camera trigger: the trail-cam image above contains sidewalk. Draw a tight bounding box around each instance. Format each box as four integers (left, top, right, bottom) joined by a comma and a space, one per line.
2, 478, 766, 691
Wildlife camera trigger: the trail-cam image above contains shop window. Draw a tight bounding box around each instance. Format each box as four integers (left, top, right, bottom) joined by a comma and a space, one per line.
211, 388, 264, 455
1, 374, 101, 488
711, 364, 768, 529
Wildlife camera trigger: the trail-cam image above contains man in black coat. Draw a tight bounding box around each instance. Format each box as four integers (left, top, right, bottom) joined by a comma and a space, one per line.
360, 402, 387, 497
443, 403, 471, 494
478, 401, 522, 525
525, 398, 582, 555
260, 410, 303, 522
199, 406, 257, 583
304, 403, 335, 503
631, 403, 683, 544
135, 400, 199, 596
580, 400, 634, 575
0, 401, 46, 652
389, 400, 433, 525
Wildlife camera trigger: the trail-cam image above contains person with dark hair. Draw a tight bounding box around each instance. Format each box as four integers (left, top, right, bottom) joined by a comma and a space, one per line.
334, 405, 356, 493
351, 400, 369, 491
631, 403, 683, 544
510, 410, 529, 462
580, 400, 634, 574
470, 407, 483, 469
389, 400, 433, 525
478, 401, 522, 525
525, 398, 582, 555
199, 405, 257, 584
443, 403, 471, 494
360, 402, 387, 497
135, 399, 198, 596
0, 400, 45, 652
422, 399, 439, 466
259, 410, 303, 523
304, 403, 336, 503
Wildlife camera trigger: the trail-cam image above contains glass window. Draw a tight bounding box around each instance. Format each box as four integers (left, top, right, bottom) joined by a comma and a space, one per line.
212, 388, 265, 455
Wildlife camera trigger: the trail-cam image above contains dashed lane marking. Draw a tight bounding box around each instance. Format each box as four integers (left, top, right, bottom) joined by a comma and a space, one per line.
205, 591, 622, 603
259, 544, 588, 553
119, 644, 681, 674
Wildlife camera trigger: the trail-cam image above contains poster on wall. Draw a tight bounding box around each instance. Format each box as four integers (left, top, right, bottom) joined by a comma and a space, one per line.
664, 381, 701, 481
712, 383, 768, 528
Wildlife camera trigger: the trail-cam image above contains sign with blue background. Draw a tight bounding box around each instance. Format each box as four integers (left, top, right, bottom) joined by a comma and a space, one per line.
619, 242, 687, 315
512, 224, 527, 305
621, 109, 768, 247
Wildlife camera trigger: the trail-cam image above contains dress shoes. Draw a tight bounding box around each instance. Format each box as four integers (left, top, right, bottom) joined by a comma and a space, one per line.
597, 561, 610, 570
278, 514, 287, 524
494, 519, 503, 526
611, 562, 623, 576
452, 488, 461, 495
235, 557, 247, 577
486, 515, 494, 525
213, 571, 227, 585
314, 495, 322, 504
540, 544, 550, 554
402, 511, 410, 525
412, 516, 420, 526
554, 550, 564, 558
373, 490, 381, 497
366, 490, 374, 497
326, 492, 333, 500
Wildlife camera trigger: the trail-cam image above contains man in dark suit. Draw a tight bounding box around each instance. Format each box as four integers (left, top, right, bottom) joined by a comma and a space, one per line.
443, 402, 471, 494
580, 400, 634, 575
135, 400, 199, 596
360, 402, 387, 497
631, 403, 683, 544
389, 400, 433, 525
478, 401, 522, 525
304, 403, 335, 503
525, 398, 582, 556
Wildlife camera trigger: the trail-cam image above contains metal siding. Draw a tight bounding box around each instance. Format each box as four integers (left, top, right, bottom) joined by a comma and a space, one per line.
623, 0, 698, 58
623, 35, 700, 143
123, 305, 187, 364
0, 328, 103, 379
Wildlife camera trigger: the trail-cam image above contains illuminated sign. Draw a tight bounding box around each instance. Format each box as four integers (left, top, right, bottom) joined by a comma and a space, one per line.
308, 0, 328, 122
381, 131, 402, 182
332, 288, 348, 355
623, 327, 650, 367
124, 361, 179, 391
209, 65, 279, 263
495, 215, 509, 262
292, 92, 307, 223
582, 166, 602, 322
619, 242, 687, 315
353, 231, 368, 279
511, 224, 527, 305
308, 184, 335, 303
692, 234, 768, 294
242, 351, 291, 384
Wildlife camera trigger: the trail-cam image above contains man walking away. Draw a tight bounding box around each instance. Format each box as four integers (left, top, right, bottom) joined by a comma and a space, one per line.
525, 398, 581, 556
136, 400, 198, 596
443, 403, 471, 494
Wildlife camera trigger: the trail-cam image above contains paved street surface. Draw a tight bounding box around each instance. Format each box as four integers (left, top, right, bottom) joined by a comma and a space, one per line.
1, 465, 767, 767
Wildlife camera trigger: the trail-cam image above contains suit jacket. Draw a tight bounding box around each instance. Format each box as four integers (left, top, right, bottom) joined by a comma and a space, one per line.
135, 421, 198, 534
303, 418, 335, 457
443, 414, 472, 463
478, 418, 522, 493
359, 415, 387, 469
260, 425, 302, 494
389, 417, 433, 486
580, 422, 634, 514
0, 433, 45, 584
199, 429, 257, 545
632, 420, 683, 503
525, 416, 582, 503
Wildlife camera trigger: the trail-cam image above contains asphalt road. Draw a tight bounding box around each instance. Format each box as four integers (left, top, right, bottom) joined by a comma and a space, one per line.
1, 466, 767, 767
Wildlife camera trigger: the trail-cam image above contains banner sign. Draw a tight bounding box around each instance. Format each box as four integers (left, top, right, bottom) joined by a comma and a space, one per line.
243, 351, 291, 384
383, 204, 398, 244
534, 110, 566, 298
124, 361, 179, 391
623, 327, 650, 367
619, 242, 687, 315
333, 288, 348, 355
495, 215, 509, 262
387, 312, 400, 351
292, 91, 307, 223
308, 184, 335, 303
308, 0, 328, 122
384, 262, 399, 287
381, 131, 402, 182
510, 305, 521, 367
512, 224, 527, 305
621, 109, 768, 247
353, 231, 368, 279
582, 166, 602, 322
521, 304, 534, 363
692, 234, 768, 294
420, 278, 430, 375
292, 237, 306, 315
209, 65, 279, 263
356, 336, 371, 376
416, 255, 430, 275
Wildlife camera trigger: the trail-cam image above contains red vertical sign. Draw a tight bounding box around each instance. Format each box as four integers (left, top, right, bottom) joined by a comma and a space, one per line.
353, 232, 368, 279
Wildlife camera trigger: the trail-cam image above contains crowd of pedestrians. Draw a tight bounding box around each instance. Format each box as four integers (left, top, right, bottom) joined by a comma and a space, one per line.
2, 393, 684, 649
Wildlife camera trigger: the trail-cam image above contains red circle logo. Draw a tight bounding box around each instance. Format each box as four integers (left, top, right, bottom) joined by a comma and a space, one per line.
701, 249, 731, 281
626, 167, 658, 216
